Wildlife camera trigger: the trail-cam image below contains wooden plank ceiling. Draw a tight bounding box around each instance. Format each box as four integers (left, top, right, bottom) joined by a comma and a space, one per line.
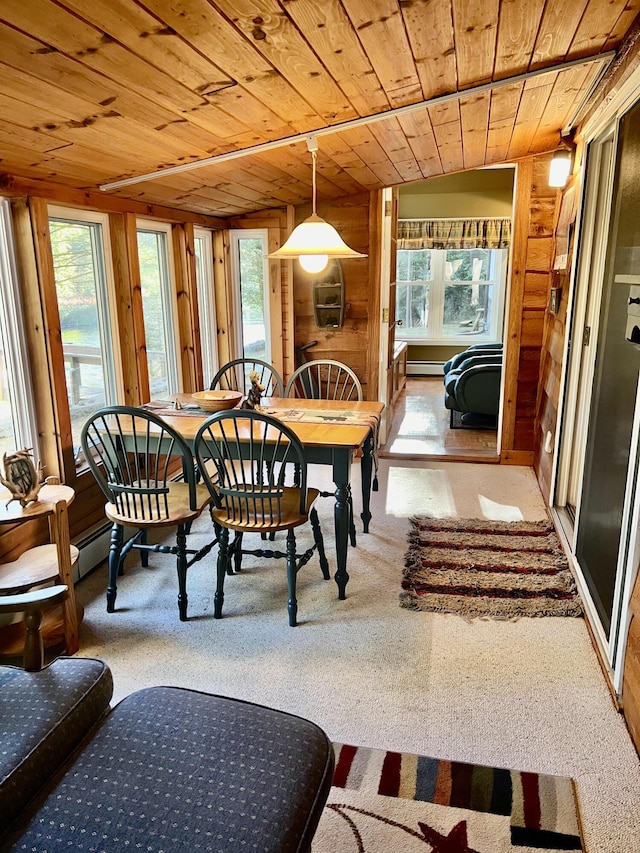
0, 0, 636, 217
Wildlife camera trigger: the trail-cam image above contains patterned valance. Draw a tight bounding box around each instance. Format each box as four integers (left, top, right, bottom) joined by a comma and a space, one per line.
397, 218, 511, 250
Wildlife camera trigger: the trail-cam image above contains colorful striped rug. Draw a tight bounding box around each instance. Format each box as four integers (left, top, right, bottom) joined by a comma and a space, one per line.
312, 743, 583, 852
400, 517, 583, 619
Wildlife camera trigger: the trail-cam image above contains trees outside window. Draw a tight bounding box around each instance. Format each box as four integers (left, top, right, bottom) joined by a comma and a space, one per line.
229, 230, 270, 364
48, 207, 119, 459
396, 248, 506, 343
136, 220, 180, 398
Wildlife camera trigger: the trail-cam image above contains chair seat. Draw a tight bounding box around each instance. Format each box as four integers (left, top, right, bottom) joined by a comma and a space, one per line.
0, 544, 80, 594
212, 487, 320, 532
105, 482, 211, 527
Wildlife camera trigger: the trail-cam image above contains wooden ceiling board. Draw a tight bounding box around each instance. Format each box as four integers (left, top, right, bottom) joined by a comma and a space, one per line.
452, 0, 500, 88
603, 3, 640, 52
400, 0, 457, 99
339, 0, 421, 105
535, 65, 595, 141
397, 110, 443, 177
318, 132, 382, 188
486, 84, 525, 163
530, 1, 590, 69
569, 0, 637, 58
460, 92, 491, 169
493, 0, 547, 80
139, 0, 325, 132
0, 21, 263, 153
507, 76, 558, 160
0, 0, 636, 217
430, 105, 465, 174
280, 0, 391, 116
209, 0, 359, 123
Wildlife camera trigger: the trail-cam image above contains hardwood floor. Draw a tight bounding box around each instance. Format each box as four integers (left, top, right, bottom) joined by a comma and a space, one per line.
379, 377, 499, 462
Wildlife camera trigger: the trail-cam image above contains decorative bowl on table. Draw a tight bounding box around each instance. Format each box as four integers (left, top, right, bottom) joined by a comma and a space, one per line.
192, 390, 244, 413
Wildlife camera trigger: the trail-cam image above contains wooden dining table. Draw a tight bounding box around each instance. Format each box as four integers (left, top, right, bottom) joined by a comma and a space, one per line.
143, 395, 384, 600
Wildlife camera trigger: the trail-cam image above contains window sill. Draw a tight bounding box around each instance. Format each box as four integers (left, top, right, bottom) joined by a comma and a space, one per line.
396, 334, 498, 346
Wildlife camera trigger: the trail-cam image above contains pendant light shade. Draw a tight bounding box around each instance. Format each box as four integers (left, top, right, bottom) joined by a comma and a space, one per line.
549, 149, 572, 188
267, 137, 367, 273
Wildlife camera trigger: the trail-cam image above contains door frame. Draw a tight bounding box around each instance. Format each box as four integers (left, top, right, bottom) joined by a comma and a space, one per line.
552, 67, 640, 691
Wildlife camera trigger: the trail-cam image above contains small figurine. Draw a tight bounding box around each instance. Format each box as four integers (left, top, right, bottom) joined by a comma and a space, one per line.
0, 448, 44, 507
241, 370, 265, 410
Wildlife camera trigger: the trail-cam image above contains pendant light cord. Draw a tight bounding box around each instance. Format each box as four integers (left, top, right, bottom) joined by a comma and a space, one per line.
311, 149, 317, 215
307, 135, 319, 216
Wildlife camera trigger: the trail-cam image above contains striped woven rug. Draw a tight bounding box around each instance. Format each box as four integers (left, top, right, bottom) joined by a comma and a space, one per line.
400, 517, 583, 619
312, 743, 583, 852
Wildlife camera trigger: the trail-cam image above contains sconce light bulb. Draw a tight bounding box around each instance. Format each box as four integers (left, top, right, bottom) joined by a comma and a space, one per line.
549, 150, 572, 188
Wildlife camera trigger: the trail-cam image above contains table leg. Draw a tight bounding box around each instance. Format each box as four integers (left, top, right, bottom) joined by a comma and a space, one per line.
360, 430, 374, 533
332, 449, 353, 600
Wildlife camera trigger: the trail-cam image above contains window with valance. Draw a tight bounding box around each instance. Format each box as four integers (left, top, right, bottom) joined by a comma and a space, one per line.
395, 218, 510, 343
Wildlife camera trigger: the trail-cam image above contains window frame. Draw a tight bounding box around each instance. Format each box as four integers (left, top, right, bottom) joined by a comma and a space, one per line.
395, 247, 507, 345
193, 226, 219, 384
0, 198, 39, 455
229, 229, 272, 364
48, 206, 123, 410
136, 218, 182, 396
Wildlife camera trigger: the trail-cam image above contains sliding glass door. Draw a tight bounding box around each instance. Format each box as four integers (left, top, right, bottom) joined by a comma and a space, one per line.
556, 99, 640, 683
574, 101, 640, 642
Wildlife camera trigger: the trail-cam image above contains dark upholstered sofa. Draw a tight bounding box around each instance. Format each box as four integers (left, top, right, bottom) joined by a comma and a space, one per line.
0, 657, 334, 852
443, 345, 503, 428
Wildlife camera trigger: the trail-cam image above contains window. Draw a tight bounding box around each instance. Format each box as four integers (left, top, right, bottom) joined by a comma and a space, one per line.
229, 230, 271, 364
136, 220, 180, 398
194, 227, 218, 384
0, 199, 38, 458
48, 207, 119, 455
396, 248, 507, 343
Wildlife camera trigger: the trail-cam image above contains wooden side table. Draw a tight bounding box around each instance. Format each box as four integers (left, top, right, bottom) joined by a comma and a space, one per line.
0, 482, 80, 662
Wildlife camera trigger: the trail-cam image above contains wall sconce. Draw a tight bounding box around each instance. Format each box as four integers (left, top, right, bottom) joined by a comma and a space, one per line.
549, 148, 573, 188
267, 136, 367, 273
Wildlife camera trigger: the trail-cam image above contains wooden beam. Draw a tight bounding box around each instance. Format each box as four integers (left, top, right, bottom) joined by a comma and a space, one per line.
20, 197, 77, 479
109, 213, 142, 406
172, 222, 203, 394
0, 175, 226, 228
213, 229, 234, 368
10, 199, 62, 479
124, 213, 150, 402
502, 158, 533, 454
367, 189, 383, 398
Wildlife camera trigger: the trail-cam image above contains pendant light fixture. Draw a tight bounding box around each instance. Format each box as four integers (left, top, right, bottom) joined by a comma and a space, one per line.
267, 136, 367, 273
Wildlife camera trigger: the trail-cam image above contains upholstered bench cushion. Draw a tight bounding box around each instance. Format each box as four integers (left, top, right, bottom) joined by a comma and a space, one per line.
0, 657, 113, 833
6, 685, 334, 853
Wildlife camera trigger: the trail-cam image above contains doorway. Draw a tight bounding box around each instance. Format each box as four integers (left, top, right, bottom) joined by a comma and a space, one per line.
381, 376, 498, 459
380, 169, 514, 460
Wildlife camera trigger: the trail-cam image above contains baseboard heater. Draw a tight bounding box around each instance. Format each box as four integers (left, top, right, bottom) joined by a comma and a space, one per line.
407, 361, 444, 376
73, 522, 113, 582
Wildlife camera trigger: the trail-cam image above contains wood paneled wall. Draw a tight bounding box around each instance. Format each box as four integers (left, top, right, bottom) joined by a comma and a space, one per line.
534, 175, 579, 500
502, 152, 559, 465
291, 191, 377, 397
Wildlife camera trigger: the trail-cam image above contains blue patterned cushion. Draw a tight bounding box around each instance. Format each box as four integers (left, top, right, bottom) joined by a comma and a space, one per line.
6, 686, 334, 853
0, 657, 113, 835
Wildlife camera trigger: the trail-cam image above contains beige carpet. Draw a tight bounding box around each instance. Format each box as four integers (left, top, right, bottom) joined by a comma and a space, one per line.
74, 459, 640, 852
